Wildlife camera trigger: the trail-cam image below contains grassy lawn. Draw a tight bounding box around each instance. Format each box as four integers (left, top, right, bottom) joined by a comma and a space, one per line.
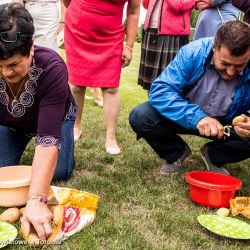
8, 43, 250, 250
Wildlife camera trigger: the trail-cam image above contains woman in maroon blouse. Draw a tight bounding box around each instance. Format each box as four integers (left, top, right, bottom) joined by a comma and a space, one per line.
0, 3, 76, 240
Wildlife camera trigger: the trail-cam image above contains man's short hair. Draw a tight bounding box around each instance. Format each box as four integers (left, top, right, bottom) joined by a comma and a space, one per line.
214, 20, 250, 56
0, 3, 34, 60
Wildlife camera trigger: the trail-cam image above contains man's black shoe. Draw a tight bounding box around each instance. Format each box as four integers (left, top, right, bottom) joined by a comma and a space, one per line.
200, 145, 230, 176
160, 145, 191, 174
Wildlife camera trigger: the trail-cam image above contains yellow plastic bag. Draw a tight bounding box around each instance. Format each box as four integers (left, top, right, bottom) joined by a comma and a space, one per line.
20, 186, 99, 246
230, 197, 250, 219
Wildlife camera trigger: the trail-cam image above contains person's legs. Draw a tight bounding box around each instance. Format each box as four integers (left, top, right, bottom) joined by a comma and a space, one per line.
69, 83, 86, 141
102, 87, 120, 154
129, 102, 194, 163
204, 130, 250, 166
53, 112, 76, 181
0, 125, 30, 166
25, 2, 59, 52
93, 88, 103, 107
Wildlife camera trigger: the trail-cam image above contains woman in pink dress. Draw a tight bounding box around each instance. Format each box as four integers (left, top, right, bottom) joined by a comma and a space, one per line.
62, 0, 140, 154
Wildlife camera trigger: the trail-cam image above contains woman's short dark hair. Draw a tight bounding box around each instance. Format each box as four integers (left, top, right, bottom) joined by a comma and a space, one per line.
0, 3, 34, 60
214, 21, 250, 56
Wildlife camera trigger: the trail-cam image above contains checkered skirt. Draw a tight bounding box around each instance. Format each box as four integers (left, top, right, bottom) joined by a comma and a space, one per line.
138, 28, 189, 90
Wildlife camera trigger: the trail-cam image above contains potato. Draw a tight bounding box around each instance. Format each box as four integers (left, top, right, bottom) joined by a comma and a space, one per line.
232, 115, 246, 126
19, 207, 25, 216
20, 223, 45, 247
27, 233, 44, 248
0, 207, 21, 223
216, 207, 230, 217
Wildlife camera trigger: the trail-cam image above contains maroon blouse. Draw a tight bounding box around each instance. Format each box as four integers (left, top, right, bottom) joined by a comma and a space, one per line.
0, 46, 76, 149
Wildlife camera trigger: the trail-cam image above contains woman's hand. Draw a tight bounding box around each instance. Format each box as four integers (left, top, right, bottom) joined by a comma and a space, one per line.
121, 47, 132, 68
57, 22, 64, 34
195, 0, 214, 10
21, 200, 53, 240
234, 114, 250, 137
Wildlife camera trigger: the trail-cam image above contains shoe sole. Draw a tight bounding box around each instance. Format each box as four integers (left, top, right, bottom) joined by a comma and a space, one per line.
160, 170, 180, 175
199, 150, 210, 171
199, 150, 230, 175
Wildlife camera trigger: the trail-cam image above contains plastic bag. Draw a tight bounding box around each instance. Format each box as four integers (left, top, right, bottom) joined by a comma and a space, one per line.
20, 186, 99, 247
230, 197, 250, 219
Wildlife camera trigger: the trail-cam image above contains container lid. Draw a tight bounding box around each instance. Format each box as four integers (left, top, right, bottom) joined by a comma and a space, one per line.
0, 165, 32, 188
185, 171, 242, 191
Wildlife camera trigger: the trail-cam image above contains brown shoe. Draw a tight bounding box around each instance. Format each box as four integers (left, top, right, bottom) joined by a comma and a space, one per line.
160, 144, 191, 174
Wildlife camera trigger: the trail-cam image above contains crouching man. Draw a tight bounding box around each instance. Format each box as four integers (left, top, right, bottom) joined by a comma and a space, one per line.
129, 21, 250, 175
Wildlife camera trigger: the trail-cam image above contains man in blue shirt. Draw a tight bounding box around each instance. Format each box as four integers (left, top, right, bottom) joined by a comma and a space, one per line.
129, 21, 250, 175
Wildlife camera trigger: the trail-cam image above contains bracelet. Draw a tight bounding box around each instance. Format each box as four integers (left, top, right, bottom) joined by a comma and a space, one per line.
124, 45, 133, 53
28, 195, 48, 204
59, 21, 65, 24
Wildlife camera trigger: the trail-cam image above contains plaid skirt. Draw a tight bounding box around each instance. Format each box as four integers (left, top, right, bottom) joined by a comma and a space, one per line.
138, 28, 189, 90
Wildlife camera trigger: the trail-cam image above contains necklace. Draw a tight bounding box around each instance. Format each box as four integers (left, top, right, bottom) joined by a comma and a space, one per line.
5, 76, 28, 109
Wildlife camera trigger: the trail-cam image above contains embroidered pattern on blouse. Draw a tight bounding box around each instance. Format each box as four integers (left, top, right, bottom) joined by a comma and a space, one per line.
35, 135, 61, 150
64, 102, 77, 121
0, 65, 42, 117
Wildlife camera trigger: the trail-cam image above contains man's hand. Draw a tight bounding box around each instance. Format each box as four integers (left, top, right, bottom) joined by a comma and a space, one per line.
21, 200, 53, 240
197, 117, 224, 138
234, 114, 250, 137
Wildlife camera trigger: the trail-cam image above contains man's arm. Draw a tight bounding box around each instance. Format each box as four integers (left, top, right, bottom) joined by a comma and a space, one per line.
149, 47, 208, 130
149, 46, 225, 138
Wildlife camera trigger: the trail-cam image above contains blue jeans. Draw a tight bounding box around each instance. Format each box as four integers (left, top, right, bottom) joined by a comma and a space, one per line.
129, 102, 250, 166
0, 113, 75, 181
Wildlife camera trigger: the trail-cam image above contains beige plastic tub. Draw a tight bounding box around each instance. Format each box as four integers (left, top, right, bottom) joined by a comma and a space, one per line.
0, 165, 32, 207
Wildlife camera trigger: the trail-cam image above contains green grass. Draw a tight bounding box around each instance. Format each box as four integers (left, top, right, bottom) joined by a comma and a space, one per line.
8, 43, 250, 249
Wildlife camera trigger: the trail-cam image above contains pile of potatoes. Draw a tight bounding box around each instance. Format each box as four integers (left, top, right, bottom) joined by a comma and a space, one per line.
0, 207, 24, 224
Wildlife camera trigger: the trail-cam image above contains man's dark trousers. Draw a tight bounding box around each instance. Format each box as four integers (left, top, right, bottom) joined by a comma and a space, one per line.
129, 102, 250, 166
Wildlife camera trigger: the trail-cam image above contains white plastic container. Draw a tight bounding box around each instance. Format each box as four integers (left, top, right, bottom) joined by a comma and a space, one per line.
0, 165, 32, 207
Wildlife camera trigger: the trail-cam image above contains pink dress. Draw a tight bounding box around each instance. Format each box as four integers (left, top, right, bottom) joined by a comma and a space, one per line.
64, 0, 127, 88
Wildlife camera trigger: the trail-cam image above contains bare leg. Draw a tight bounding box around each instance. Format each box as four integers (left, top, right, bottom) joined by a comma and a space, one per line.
93, 88, 103, 107
69, 83, 86, 141
102, 87, 120, 154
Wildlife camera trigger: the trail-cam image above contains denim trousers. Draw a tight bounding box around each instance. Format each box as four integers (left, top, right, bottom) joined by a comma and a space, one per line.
0, 113, 75, 181
129, 102, 250, 166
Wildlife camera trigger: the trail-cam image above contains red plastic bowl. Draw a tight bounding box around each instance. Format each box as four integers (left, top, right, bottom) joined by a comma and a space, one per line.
185, 171, 241, 208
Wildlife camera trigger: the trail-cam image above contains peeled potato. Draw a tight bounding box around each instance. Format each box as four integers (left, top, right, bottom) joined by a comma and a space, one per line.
232, 115, 246, 126
216, 207, 230, 217
0, 207, 21, 223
